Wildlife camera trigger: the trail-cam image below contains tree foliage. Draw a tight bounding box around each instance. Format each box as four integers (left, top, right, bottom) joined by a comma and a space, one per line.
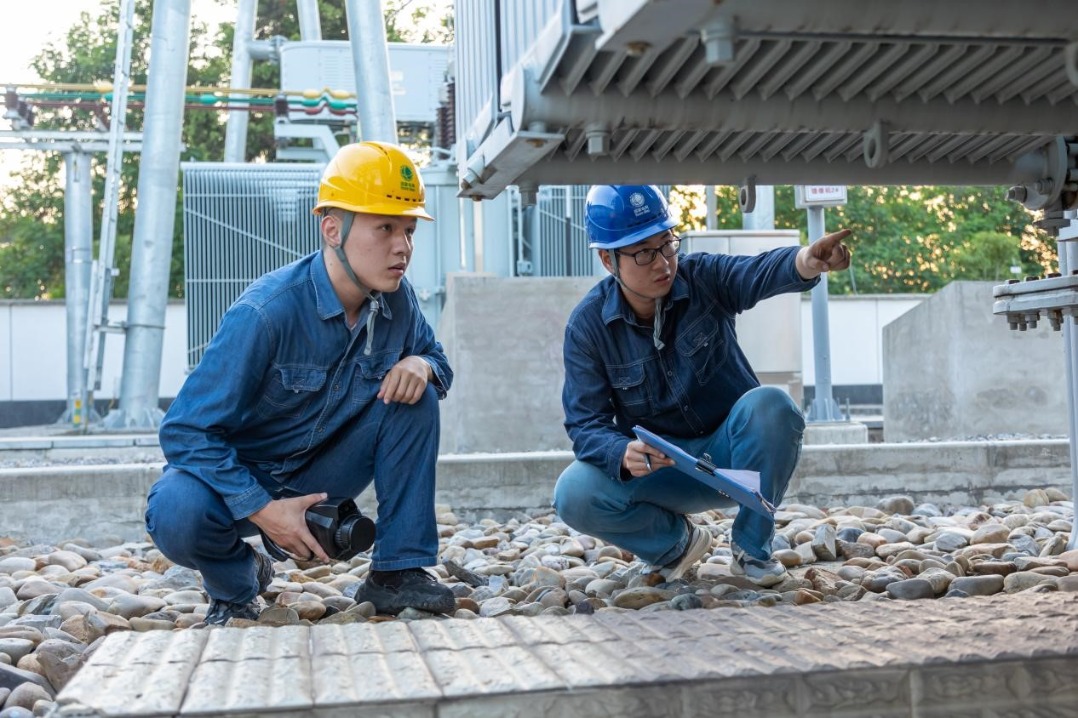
0, 0, 451, 300
668, 184, 1056, 294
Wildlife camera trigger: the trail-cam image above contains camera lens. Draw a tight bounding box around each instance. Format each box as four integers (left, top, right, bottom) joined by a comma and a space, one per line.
335, 514, 375, 555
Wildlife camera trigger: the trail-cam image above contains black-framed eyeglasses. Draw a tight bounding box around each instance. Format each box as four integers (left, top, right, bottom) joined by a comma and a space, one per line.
616, 236, 681, 266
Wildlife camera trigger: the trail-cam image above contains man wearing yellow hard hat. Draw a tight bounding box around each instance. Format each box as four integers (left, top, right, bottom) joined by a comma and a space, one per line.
147, 142, 456, 623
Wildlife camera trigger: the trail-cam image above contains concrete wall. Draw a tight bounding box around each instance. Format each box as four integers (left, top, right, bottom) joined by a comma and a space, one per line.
801, 294, 921, 387
436, 274, 597, 453
883, 281, 1067, 441
0, 300, 188, 402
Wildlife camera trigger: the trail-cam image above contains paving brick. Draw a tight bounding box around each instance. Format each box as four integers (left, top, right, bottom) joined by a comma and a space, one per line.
88, 628, 208, 667
312, 651, 441, 705
439, 687, 681, 718
311, 621, 417, 655
423, 645, 566, 697
498, 613, 622, 646
407, 617, 518, 651
201, 625, 309, 662
682, 673, 801, 717
58, 659, 197, 716
180, 656, 311, 715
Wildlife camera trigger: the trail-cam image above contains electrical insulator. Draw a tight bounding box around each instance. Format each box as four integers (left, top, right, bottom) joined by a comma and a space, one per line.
273, 94, 289, 119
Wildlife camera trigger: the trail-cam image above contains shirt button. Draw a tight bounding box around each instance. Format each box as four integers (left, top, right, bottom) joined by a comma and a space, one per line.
682, 405, 689, 411
666, 371, 673, 377
334, 384, 340, 391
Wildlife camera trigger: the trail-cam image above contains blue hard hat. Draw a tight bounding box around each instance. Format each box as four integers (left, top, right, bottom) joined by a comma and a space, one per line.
585, 185, 677, 250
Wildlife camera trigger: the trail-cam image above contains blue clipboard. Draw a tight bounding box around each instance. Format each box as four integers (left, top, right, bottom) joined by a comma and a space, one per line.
633, 425, 776, 518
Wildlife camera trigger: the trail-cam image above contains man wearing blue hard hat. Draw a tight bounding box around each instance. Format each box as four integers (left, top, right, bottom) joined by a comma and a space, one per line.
554, 184, 851, 586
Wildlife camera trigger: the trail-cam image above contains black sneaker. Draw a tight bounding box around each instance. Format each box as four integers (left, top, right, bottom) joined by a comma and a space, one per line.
348, 567, 456, 615
203, 549, 274, 626
205, 597, 261, 625
253, 548, 274, 595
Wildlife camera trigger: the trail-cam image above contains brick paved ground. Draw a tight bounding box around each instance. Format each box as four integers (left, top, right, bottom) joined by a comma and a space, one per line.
54, 591, 1078, 718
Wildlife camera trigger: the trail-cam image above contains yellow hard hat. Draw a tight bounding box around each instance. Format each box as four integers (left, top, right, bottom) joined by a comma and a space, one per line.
313, 141, 433, 220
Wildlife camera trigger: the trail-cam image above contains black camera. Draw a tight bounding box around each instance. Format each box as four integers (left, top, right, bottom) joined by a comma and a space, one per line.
260, 497, 375, 562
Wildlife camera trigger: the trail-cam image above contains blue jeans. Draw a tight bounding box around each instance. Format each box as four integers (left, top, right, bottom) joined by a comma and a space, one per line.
146, 385, 441, 604
553, 386, 804, 566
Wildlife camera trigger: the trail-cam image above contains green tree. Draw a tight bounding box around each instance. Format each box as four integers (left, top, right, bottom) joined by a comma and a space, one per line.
668, 184, 1054, 294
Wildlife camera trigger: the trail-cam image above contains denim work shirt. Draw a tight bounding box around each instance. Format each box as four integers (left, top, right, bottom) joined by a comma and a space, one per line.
562, 247, 818, 480
159, 250, 453, 520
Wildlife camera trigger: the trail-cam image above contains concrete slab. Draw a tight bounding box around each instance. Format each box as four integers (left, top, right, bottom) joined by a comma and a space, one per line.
52, 592, 1078, 718
0, 439, 1071, 544
803, 421, 869, 445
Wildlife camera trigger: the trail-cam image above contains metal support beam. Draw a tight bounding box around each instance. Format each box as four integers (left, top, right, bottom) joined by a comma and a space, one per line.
106, 0, 191, 430
58, 152, 99, 427
1059, 213, 1078, 550
345, 0, 397, 143
461, 152, 1027, 200
297, 0, 322, 41
223, 0, 257, 162
805, 206, 845, 423
512, 73, 1078, 137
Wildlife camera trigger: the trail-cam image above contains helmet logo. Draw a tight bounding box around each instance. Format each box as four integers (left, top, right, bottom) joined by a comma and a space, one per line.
400, 165, 417, 192
628, 191, 650, 217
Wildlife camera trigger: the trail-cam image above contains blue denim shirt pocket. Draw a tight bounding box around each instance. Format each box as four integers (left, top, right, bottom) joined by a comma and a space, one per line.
607, 360, 651, 420
257, 366, 327, 418
352, 350, 400, 406
676, 313, 725, 385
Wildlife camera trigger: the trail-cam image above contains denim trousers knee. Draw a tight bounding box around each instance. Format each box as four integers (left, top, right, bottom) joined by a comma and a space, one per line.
146, 384, 442, 602
553, 386, 804, 565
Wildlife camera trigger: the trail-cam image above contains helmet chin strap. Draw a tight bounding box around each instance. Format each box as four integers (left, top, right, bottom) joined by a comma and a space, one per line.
611, 253, 666, 351
330, 211, 381, 355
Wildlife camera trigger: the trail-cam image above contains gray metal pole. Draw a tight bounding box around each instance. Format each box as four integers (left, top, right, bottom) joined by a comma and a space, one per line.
1059, 211, 1078, 550
705, 186, 717, 231
345, 0, 397, 143
223, 0, 256, 163
59, 151, 95, 426
297, 0, 322, 40
105, 0, 191, 430
742, 185, 775, 231
805, 206, 844, 423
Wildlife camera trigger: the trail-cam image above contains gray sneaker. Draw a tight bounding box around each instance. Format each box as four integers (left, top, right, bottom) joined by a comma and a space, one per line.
729, 540, 787, 587
659, 524, 713, 581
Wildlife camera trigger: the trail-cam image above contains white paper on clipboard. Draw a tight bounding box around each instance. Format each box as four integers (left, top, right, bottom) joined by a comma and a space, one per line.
633, 425, 776, 518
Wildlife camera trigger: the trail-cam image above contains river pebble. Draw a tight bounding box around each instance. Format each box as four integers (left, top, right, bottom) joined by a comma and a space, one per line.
0, 489, 1073, 712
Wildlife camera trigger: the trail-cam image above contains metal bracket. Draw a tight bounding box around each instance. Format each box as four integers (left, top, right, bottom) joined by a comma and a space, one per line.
1006, 136, 1078, 236
863, 120, 889, 169
739, 174, 757, 214
1066, 41, 1078, 88
993, 273, 1078, 331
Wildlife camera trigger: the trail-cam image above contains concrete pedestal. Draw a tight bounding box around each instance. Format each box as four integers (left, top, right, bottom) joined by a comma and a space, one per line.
803, 421, 869, 445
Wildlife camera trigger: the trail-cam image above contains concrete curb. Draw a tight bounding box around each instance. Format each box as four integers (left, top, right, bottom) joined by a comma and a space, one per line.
0, 440, 1070, 544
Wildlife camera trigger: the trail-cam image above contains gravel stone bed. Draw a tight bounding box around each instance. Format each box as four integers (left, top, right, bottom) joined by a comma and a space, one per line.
0, 489, 1074, 716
